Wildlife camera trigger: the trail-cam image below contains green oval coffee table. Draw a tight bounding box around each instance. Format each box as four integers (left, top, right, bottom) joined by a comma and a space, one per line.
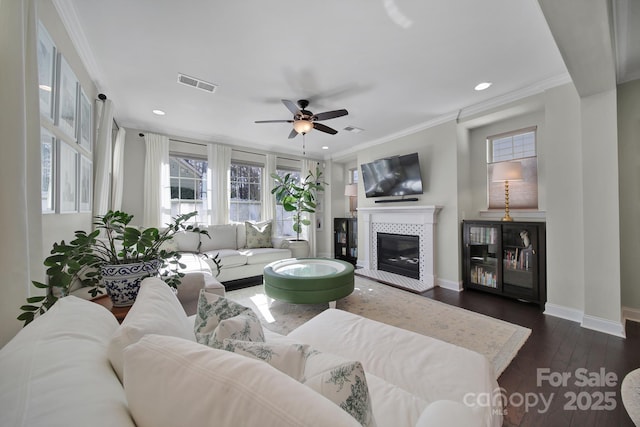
263, 258, 355, 308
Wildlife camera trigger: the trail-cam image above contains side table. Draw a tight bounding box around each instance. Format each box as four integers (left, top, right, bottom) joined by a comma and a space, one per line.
91, 295, 131, 323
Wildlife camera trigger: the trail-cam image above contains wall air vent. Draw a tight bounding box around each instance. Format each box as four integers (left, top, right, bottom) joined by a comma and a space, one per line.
177, 73, 217, 93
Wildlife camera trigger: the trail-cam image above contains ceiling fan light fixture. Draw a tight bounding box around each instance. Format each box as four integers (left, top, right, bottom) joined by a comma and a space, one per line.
293, 119, 313, 134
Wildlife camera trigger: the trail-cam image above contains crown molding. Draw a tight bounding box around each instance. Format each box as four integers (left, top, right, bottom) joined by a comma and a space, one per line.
52, 0, 108, 95
330, 72, 572, 162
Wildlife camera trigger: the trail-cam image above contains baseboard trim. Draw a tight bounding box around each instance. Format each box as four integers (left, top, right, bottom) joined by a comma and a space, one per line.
582, 315, 626, 338
544, 303, 583, 323
437, 278, 463, 292
623, 306, 640, 325
544, 303, 626, 338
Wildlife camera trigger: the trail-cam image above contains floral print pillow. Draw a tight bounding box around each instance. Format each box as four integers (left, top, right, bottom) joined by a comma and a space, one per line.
194, 290, 265, 349
245, 221, 272, 249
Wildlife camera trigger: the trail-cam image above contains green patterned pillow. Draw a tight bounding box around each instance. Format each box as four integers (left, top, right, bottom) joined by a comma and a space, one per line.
245, 220, 272, 248
303, 360, 376, 427
223, 339, 310, 381
194, 290, 265, 349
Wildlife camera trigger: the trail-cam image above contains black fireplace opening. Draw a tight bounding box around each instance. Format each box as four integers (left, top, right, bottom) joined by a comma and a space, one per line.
377, 233, 420, 279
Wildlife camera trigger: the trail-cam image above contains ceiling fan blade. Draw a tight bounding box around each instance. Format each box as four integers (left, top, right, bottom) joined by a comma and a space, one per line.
254, 120, 294, 123
313, 122, 338, 135
314, 109, 348, 121
288, 129, 298, 139
282, 99, 300, 115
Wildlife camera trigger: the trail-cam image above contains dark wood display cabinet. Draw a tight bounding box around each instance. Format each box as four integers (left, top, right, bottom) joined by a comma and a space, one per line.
462, 220, 546, 307
334, 218, 357, 265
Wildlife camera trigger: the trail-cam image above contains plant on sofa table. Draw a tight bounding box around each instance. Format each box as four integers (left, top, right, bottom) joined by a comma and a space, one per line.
18, 210, 221, 326
271, 166, 327, 241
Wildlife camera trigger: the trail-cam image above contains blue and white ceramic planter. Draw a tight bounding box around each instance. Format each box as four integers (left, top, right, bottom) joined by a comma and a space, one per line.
101, 259, 162, 307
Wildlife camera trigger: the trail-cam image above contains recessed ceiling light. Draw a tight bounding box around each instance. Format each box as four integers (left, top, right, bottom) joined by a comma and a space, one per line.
474, 82, 492, 91
152, 109, 166, 116
322, 146, 329, 150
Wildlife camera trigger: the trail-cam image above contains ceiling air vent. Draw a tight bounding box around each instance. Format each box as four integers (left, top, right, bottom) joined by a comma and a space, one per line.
344, 126, 364, 134
177, 73, 217, 93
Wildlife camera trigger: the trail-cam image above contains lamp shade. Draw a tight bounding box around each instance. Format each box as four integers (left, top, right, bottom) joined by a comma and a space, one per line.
344, 183, 358, 197
293, 120, 313, 134
492, 161, 523, 182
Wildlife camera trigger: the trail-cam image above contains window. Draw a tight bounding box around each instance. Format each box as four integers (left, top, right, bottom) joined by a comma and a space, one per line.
349, 168, 358, 184
274, 168, 301, 236
230, 162, 263, 223
169, 155, 207, 224
487, 127, 538, 210
41, 128, 55, 213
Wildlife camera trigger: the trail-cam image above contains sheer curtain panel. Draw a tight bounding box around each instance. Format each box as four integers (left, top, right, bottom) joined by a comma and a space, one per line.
143, 133, 171, 227
111, 127, 126, 210
0, 0, 44, 346
93, 99, 114, 216
262, 153, 276, 222
207, 144, 231, 225
301, 159, 317, 257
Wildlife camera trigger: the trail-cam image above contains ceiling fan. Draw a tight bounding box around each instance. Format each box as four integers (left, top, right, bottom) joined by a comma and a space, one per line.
255, 99, 348, 139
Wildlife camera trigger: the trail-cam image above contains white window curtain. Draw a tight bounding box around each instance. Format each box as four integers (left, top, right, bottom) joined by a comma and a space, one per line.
261, 153, 276, 222
207, 143, 231, 225
301, 159, 317, 257
0, 0, 44, 345
93, 99, 114, 217
143, 133, 171, 227
111, 127, 126, 211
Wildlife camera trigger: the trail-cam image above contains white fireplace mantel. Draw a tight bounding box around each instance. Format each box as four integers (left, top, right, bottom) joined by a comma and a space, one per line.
358, 205, 442, 290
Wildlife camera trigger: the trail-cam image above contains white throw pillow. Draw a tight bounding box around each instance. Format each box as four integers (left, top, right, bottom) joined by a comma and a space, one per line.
194, 290, 264, 349
223, 339, 310, 381
123, 334, 361, 427
171, 230, 201, 252
200, 224, 237, 251
108, 277, 194, 382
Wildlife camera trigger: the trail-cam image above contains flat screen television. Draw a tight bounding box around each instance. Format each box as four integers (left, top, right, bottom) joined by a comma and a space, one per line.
360, 152, 424, 198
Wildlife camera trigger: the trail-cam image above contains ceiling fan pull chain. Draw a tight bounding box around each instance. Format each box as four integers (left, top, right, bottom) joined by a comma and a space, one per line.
303, 134, 306, 156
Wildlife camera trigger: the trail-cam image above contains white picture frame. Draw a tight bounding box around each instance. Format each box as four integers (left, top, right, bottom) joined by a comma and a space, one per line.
56, 54, 78, 140
79, 89, 92, 152
79, 155, 92, 212
40, 128, 55, 213
59, 141, 77, 213
37, 23, 56, 121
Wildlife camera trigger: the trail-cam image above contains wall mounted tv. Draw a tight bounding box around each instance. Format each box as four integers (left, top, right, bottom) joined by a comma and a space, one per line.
360, 152, 424, 198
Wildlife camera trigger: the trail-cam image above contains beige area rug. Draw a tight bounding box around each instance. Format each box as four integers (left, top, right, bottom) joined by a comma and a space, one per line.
226, 276, 531, 378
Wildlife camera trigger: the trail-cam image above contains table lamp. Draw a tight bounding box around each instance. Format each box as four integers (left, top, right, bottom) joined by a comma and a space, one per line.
492, 161, 522, 221
344, 184, 358, 217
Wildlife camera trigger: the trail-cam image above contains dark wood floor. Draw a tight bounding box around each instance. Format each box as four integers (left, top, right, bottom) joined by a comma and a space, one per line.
420, 286, 639, 427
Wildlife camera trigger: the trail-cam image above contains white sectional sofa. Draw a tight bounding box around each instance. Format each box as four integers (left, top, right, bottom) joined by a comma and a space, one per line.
172, 222, 292, 283
0, 278, 503, 427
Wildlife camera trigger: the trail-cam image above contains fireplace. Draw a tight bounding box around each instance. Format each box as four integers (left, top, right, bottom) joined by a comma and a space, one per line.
377, 233, 420, 279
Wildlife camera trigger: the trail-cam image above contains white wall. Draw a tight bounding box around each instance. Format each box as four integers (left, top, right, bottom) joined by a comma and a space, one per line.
618, 79, 640, 311
355, 121, 460, 283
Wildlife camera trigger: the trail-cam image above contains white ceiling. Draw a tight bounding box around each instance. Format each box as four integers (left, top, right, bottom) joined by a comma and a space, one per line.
54, 0, 637, 159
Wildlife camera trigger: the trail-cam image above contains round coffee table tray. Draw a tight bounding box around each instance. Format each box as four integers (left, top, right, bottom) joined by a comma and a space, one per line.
263, 258, 355, 305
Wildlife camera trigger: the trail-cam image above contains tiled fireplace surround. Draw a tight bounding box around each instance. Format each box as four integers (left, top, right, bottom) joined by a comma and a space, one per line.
358, 206, 441, 291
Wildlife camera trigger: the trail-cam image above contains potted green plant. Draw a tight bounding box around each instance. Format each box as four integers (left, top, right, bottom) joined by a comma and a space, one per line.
18, 210, 220, 325
271, 166, 327, 257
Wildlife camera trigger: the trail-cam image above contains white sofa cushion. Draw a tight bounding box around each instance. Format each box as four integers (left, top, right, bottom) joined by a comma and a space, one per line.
236, 222, 247, 248
204, 249, 247, 269
288, 309, 502, 427
201, 224, 238, 251
123, 334, 361, 427
172, 230, 201, 252
241, 247, 293, 265
108, 277, 195, 382
0, 296, 135, 427
175, 252, 211, 273
415, 400, 485, 427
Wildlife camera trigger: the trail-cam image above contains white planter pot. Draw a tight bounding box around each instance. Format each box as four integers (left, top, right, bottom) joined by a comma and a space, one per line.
286, 240, 310, 258
100, 259, 162, 307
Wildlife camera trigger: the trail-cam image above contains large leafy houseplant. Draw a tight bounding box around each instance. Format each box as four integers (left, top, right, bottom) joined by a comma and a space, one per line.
271, 166, 327, 241
18, 210, 220, 325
